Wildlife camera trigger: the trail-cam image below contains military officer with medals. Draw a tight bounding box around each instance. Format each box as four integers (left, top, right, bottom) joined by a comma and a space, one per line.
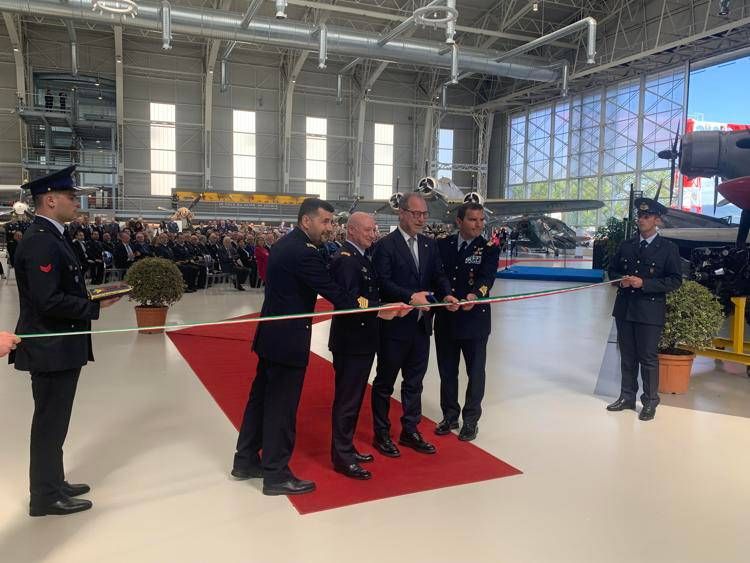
232, 198, 371, 496
10, 166, 121, 516
607, 197, 682, 421
434, 202, 500, 441
328, 212, 409, 480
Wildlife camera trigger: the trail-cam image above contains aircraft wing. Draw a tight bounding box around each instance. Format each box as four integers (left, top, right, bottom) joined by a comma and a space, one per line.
659, 208, 733, 229
331, 199, 392, 214
481, 199, 604, 216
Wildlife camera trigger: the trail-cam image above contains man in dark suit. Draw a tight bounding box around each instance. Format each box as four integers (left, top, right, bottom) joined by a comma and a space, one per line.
231, 198, 368, 496
329, 212, 409, 480
72, 230, 90, 275
434, 203, 500, 441
607, 197, 682, 421
10, 166, 120, 517
113, 231, 136, 270
371, 192, 459, 457
87, 230, 105, 285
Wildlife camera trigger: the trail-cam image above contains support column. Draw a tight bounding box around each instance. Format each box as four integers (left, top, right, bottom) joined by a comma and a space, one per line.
281, 51, 309, 193
353, 96, 366, 196
2, 13, 25, 103
114, 26, 124, 211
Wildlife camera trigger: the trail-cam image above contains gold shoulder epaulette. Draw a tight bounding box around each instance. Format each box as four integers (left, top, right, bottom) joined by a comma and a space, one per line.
305, 242, 317, 249
340, 251, 352, 256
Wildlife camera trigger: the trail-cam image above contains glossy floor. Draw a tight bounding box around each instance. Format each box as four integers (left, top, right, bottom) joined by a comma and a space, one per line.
0, 258, 748, 563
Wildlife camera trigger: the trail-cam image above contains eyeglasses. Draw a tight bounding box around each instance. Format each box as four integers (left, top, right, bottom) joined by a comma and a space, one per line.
402, 208, 429, 219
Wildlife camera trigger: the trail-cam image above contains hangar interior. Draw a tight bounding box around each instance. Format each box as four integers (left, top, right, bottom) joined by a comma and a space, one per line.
1, 1, 750, 562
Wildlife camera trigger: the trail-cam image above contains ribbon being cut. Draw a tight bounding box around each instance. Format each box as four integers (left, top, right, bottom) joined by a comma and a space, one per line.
15, 279, 617, 339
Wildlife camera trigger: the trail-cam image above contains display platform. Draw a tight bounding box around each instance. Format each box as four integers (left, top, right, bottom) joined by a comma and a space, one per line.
496, 266, 604, 283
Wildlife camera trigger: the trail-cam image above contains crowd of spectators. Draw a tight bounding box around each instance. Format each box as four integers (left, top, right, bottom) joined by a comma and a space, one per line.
2, 213, 519, 289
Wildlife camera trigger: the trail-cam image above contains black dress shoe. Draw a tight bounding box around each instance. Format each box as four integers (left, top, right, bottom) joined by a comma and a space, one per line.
373, 433, 401, 458
434, 419, 459, 436
61, 481, 90, 497
29, 497, 93, 517
231, 466, 263, 480
606, 398, 636, 411
398, 431, 436, 454
237, 285, 246, 291
458, 423, 478, 442
263, 478, 316, 496
334, 463, 372, 480
353, 451, 374, 463
639, 405, 657, 421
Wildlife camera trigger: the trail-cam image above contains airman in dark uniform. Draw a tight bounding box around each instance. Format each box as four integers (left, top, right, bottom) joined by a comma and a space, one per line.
607, 197, 682, 421
232, 199, 369, 496
434, 203, 501, 441
328, 212, 408, 480
10, 166, 121, 516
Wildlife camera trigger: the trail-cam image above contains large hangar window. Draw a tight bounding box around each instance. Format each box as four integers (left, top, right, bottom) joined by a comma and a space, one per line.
306, 116, 327, 199
373, 123, 394, 200
506, 67, 685, 228
233, 110, 256, 192
150, 102, 176, 196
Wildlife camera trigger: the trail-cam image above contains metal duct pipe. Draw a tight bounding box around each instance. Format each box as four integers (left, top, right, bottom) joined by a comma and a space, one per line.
449, 43, 458, 84
494, 17, 597, 65
220, 58, 228, 92
0, 0, 560, 81
445, 0, 456, 44
275, 0, 287, 19
63, 19, 77, 76
222, 0, 264, 60
318, 24, 327, 69
161, 0, 172, 50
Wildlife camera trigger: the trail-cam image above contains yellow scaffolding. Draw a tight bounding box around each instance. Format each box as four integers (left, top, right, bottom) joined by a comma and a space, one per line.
695, 296, 750, 375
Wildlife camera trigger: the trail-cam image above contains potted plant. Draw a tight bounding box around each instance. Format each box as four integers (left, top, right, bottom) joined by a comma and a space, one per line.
124, 257, 185, 334
658, 280, 724, 393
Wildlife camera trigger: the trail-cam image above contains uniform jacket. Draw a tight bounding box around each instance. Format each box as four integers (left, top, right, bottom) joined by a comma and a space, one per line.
328, 241, 380, 355
372, 228, 451, 339
10, 216, 100, 372
434, 234, 500, 340
253, 227, 360, 367
608, 233, 682, 326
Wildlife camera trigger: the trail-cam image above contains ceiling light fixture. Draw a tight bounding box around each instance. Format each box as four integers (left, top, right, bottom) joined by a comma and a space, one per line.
719, 0, 730, 16
92, 0, 139, 17
532, 2, 539, 12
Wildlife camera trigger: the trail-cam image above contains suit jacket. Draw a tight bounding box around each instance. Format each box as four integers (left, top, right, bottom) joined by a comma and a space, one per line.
10, 216, 100, 372
434, 234, 500, 340
608, 233, 682, 326
372, 228, 451, 339
253, 227, 361, 368
328, 241, 380, 355
113, 241, 135, 269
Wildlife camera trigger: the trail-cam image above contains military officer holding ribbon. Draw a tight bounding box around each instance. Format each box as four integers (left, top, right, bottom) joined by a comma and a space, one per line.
328, 212, 409, 480
606, 197, 682, 421
10, 166, 121, 516
232, 198, 371, 496
434, 202, 500, 441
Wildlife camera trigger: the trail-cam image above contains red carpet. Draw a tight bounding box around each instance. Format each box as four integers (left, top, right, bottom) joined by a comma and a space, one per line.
168, 301, 521, 514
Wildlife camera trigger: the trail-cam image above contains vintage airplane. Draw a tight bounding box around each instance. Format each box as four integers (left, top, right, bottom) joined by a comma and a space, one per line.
656, 128, 750, 252
332, 176, 604, 222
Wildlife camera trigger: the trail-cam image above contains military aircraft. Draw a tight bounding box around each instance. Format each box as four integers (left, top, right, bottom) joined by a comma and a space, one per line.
656, 127, 750, 251
333, 176, 604, 222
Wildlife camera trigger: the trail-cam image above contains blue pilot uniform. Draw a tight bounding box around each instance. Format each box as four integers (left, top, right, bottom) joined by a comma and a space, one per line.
608, 198, 682, 413
328, 241, 380, 473
10, 166, 102, 514
434, 233, 500, 437
233, 226, 364, 487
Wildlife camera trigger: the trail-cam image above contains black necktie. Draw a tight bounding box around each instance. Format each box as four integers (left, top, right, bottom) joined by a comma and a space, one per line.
640, 240, 648, 253
459, 240, 467, 254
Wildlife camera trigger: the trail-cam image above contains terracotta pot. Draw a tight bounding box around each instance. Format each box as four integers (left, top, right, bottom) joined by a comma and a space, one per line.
134, 305, 168, 334
658, 352, 695, 394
